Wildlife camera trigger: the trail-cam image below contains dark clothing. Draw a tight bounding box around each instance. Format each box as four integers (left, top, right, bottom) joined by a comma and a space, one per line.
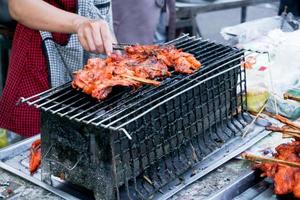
279, 0, 300, 16
112, 0, 162, 44
112, 0, 176, 44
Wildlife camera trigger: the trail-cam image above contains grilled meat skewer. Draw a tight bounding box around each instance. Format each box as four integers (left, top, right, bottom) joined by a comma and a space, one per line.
250, 141, 300, 198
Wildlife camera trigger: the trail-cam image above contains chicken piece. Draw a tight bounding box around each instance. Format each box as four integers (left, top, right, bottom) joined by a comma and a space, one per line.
91, 84, 113, 100
255, 141, 300, 198
184, 53, 201, 69
91, 78, 140, 100
157, 48, 201, 74
125, 44, 201, 73
157, 53, 173, 67
274, 166, 296, 195
86, 58, 106, 69
255, 162, 277, 178
29, 139, 41, 175
72, 70, 97, 94
125, 45, 161, 56
293, 172, 300, 198
136, 58, 171, 78
174, 56, 195, 74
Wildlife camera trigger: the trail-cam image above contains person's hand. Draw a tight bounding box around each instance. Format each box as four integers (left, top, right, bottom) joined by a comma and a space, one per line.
74, 18, 115, 55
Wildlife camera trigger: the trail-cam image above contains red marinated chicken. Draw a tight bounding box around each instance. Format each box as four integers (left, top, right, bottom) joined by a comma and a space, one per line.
72, 45, 201, 100
255, 141, 300, 198
29, 139, 41, 175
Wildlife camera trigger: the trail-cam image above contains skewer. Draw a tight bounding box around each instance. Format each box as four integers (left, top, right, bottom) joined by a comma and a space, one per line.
266, 126, 300, 134
112, 41, 174, 51
242, 103, 266, 138
143, 175, 153, 185
283, 93, 300, 102
241, 153, 300, 169
263, 112, 300, 130
282, 132, 300, 139
121, 74, 161, 86
142, 175, 164, 194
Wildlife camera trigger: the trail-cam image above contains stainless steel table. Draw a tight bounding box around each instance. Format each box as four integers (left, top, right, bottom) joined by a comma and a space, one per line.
175, 0, 279, 36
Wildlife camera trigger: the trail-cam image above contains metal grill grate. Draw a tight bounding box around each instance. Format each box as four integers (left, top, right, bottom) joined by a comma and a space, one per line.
20, 34, 245, 138
20, 34, 251, 200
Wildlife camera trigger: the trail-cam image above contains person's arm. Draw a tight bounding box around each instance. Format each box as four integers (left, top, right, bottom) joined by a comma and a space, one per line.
8, 0, 114, 54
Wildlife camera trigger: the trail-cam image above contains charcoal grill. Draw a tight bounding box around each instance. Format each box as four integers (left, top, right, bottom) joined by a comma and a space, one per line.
20, 34, 252, 200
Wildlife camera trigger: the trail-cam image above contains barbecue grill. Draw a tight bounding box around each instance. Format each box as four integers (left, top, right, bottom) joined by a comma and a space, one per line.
20, 34, 251, 200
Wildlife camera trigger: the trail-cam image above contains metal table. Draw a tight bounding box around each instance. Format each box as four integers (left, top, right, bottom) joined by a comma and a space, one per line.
175, 0, 279, 36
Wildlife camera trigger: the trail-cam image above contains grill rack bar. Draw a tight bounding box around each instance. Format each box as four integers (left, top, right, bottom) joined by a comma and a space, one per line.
163, 33, 190, 45
187, 40, 212, 52
18, 82, 71, 106
51, 96, 88, 114
175, 37, 202, 49
35, 90, 74, 109
43, 93, 81, 111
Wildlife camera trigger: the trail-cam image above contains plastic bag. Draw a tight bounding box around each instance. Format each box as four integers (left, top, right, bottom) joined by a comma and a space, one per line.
266, 94, 300, 120
268, 30, 300, 95
244, 53, 270, 112
221, 14, 299, 46
221, 16, 282, 45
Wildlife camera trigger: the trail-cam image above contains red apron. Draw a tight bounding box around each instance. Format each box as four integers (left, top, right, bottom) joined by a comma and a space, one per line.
0, 0, 76, 137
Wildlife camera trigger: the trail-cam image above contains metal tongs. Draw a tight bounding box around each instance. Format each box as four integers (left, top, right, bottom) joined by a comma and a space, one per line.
112, 43, 135, 50
112, 43, 163, 50
112, 33, 192, 51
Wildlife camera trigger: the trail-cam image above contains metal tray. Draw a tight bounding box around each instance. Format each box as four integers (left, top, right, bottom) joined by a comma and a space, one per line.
208, 169, 299, 200
0, 116, 273, 200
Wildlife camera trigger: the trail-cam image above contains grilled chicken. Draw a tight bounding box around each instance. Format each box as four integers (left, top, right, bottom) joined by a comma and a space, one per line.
72, 45, 201, 100
29, 139, 41, 175
255, 141, 300, 198
125, 45, 201, 74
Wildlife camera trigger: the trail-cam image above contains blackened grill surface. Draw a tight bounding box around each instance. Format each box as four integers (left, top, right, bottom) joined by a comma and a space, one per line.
22, 35, 249, 200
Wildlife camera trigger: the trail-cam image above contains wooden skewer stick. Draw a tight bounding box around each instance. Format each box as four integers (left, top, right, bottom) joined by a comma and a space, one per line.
143, 175, 153, 185
266, 126, 300, 134
274, 114, 300, 130
241, 153, 300, 169
282, 132, 300, 139
263, 112, 300, 130
284, 93, 300, 102
242, 103, 267, 138
121, 74, 161, 86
